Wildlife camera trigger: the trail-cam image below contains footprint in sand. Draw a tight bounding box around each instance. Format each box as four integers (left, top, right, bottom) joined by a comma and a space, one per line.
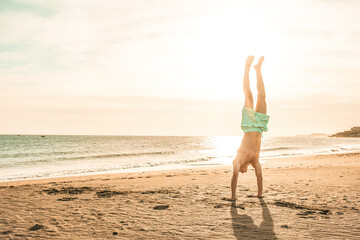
57, 197, 78, 201
247, 195, 264, 198
29, 224, 44, 231
281, 224, 291, 229
153, 205, 169, 210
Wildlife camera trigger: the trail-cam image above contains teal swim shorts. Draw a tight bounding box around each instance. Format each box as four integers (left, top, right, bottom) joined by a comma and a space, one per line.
241, 107, 270, 134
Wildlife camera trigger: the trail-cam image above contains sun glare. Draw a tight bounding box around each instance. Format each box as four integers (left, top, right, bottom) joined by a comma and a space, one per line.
178, 8, 289, 99
208, 136, 242, 164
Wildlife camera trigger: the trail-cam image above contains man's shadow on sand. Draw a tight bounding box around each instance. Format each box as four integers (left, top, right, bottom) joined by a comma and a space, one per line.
230, 198, 277, 240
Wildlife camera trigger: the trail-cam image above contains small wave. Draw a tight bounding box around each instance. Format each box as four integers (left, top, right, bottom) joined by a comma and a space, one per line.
340, 146, 360, 151
0, 150, 78, 159
262, 147, 295, 152
0, 156, 213, 181
68, 151, 176, 160
0, 151, 176, 168
263, 153, 304, 158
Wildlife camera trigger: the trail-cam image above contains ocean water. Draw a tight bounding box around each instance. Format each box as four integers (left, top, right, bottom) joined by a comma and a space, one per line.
0, 135, 359, 182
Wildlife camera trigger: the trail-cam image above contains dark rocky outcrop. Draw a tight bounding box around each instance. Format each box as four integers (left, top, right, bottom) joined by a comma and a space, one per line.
331, 127, 360, 138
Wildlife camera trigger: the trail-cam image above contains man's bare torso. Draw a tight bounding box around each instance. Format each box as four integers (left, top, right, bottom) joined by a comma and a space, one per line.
235, 132, 262, 172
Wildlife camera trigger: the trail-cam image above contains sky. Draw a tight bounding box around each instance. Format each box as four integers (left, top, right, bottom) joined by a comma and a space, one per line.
1, 0, 359, 136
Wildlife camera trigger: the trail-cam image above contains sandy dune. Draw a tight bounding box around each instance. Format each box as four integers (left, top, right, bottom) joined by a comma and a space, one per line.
1, 152, 360, 239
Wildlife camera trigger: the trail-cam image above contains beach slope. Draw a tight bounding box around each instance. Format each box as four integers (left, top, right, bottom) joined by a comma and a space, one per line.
1, 152, 359, 239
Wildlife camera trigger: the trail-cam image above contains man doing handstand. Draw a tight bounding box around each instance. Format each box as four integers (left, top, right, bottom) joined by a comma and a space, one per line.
227, 55, 269, 200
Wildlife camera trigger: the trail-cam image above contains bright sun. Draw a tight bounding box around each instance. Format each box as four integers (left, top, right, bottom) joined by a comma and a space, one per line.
176, 8, 288, 99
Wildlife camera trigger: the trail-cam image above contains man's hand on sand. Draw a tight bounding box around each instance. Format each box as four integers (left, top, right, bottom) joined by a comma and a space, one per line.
222, 197, 237, 202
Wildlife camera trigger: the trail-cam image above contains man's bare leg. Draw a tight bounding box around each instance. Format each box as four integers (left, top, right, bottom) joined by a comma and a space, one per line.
244, 56, 255, 109
252, 56, 266, 198
254, 56, 266, 114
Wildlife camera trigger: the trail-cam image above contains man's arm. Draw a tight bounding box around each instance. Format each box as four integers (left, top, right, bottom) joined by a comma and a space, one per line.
230, 159, 240, 200
253, 161, 263, 197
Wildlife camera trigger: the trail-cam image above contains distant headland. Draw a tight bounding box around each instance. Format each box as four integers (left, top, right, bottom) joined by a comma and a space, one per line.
331, 127, 360, 138
296, 133, 329, 137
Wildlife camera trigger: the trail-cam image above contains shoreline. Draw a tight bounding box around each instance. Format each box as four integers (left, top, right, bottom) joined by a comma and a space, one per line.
1, 150, 359, 186
2, 134, 359, 184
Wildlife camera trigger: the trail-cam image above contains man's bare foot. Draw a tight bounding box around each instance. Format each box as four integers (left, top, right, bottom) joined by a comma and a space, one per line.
254, 56, 264, 71
245, 55, 255, 71
223, 197, 237, 202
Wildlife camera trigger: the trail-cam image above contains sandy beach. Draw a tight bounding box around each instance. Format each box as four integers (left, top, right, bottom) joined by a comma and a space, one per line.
1, 152, 359, 239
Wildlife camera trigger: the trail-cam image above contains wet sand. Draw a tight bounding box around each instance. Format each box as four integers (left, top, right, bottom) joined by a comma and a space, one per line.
1, 152, 360, 239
